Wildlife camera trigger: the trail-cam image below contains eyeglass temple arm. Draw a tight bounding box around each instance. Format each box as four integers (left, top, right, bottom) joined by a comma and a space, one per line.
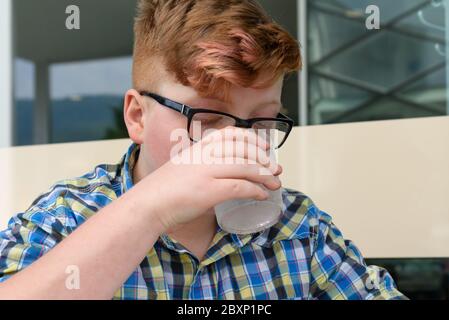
140, 92, 187, 115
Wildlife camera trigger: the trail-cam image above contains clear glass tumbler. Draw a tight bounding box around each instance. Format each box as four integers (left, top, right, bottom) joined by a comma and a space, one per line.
214, 146, 284, 234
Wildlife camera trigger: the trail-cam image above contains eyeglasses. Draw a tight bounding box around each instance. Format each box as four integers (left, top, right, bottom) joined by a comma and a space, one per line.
139, 91, 294, 149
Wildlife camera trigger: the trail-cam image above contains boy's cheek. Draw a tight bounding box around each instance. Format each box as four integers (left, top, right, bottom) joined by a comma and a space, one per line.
143, 123, 181, 168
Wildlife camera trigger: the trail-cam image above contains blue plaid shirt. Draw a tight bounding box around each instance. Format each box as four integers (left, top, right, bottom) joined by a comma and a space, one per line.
0, 143, 406, 299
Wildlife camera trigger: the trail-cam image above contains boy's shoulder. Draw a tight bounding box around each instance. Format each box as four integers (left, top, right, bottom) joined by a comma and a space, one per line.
21, 161, 124, 228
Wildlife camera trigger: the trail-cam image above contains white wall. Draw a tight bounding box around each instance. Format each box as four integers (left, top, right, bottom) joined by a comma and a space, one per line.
279, 116, 449, 258
0, 116, 448, 258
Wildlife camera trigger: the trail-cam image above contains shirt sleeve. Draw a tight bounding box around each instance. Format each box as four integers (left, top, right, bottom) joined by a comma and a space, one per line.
309, 210, 407, 300
0, 206, 69, 283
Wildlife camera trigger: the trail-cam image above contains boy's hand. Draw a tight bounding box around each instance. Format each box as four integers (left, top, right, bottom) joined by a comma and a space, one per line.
134, 127, 282, 234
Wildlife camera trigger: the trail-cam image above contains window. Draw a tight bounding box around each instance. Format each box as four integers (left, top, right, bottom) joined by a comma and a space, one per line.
14, 57, 131, 145
308, 0, 449, 124
12, 0, 135, 146
49, 57, 131, 144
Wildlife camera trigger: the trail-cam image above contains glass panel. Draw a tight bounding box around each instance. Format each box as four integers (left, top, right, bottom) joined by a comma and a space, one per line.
331, 97, 440, 123
308, 8, 366, 64
315, 31, 446, 91
49, 57, 132, 144
312, 0, 428, 24
309, 75, 375, 124
396, 2, 446, 40
308, 0, 449, 124
399, 68, 447, 112
13, 0, 136, 146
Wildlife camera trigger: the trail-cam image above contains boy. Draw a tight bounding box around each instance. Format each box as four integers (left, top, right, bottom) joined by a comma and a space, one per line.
0, 0, 405, 299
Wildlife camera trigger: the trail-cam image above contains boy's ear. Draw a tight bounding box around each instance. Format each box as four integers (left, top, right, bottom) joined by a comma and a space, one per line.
123, 89, 146, 145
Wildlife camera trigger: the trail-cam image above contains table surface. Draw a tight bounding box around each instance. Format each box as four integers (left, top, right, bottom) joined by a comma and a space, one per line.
1, 116, 448, 258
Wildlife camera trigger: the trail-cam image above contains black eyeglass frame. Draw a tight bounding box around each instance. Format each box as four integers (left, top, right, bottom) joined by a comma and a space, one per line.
139, 91, 294, 148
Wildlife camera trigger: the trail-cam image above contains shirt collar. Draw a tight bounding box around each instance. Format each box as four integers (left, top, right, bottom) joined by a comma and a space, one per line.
119, 142, 141, 193
159, 223, 260, 251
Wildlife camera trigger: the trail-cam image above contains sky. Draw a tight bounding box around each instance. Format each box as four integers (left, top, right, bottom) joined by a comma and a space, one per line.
15, 56, 133, 100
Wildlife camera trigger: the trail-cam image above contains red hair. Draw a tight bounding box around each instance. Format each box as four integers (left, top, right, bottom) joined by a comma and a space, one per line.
133, 0, 302, 102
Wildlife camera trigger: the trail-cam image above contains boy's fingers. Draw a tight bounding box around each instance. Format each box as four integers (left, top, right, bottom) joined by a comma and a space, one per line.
274, 164, 283, 176
207, 140, 276, 169
208, 160, 281, 190
215, 179, 269, 203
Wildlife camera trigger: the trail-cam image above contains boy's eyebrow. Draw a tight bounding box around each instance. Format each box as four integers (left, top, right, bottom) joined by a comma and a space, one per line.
184, 97, 227, 108
185, 97, 282, 109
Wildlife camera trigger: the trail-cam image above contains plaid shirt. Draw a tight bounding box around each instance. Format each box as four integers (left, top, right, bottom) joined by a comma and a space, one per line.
0, 143, 406, 300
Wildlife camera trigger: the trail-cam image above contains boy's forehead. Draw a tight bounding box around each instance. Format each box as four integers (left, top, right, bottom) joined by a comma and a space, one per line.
195, 77, 284, 104
180, 95, 230, 112
186, 92, 280, 110
157, 69, 284, 109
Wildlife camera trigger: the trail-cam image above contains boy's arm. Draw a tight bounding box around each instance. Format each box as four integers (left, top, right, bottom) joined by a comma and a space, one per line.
309, 210, 407, 300
0, 186, 166, 299
0, 129, 278, 299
